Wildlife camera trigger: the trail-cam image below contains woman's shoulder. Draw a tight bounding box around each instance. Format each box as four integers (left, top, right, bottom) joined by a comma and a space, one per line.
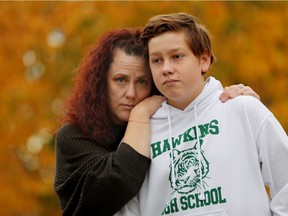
56, 123, 82, 141
58, 123, 81, 134
55, 124, 88, 152
56, 123, 110, 154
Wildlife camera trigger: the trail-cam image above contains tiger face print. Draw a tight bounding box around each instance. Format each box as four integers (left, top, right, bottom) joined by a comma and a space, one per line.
169, 140, 209, 194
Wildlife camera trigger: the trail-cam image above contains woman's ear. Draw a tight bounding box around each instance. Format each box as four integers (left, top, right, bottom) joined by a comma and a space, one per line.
200, 50, 211, 73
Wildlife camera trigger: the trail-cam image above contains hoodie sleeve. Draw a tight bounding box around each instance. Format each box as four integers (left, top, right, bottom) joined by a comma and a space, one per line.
257, 115, 288, 215
54, 124, 150, 216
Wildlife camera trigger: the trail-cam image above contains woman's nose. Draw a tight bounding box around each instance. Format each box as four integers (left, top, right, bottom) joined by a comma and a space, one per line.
125, 83, 136, 99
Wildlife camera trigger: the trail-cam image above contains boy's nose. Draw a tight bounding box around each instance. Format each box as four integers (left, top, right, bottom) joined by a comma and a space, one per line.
162, 60, 174, 75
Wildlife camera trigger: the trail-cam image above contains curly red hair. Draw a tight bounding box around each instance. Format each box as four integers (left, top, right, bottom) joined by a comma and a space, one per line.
60, 28, 159, 141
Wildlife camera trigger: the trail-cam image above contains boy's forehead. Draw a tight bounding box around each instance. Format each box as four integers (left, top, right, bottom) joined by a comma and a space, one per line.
149, 31, 187, 44
151, 30, 185, 39
148, 31, 189, 53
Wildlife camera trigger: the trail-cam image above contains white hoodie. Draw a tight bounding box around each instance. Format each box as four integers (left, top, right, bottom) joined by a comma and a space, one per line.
116, 77, 288, 216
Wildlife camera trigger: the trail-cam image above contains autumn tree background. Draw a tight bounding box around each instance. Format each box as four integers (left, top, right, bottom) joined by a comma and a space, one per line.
0, 1, 287, 215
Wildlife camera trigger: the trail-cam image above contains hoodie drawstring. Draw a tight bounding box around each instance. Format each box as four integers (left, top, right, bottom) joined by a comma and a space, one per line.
166, 105, 176, 189
194, 104, 205, 200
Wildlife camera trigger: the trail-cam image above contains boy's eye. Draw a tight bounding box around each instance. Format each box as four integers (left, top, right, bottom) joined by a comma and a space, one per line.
151, 58, 162, 64
173, 54, 183, 59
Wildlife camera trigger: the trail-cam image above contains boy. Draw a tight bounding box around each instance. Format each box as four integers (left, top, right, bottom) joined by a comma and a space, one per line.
133, 13, 288, 215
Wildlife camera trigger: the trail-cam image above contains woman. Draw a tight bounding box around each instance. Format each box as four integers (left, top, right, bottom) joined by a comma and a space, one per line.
54, 28, 259, 216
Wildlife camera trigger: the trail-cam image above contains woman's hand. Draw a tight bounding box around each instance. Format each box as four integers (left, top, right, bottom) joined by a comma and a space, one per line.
129, 95, 167, 122
220, 84, 260, 103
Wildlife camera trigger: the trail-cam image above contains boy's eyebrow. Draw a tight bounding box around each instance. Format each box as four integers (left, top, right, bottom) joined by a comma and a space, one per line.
149, 48, 186, 57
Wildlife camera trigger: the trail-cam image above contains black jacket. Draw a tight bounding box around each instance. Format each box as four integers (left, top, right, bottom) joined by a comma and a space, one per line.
54, 124, 150, 216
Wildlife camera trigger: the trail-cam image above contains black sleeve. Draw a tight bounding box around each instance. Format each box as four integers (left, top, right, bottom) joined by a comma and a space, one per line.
54, 124, 150, 216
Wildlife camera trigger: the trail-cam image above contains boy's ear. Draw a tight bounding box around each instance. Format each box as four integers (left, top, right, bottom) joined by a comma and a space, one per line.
200, 50, 211, 73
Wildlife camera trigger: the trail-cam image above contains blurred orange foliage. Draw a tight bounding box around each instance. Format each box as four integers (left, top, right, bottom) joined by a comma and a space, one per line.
0, 2, 287, 215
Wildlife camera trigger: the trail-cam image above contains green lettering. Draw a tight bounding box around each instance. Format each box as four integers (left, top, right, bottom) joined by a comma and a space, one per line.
161, 204, 170, 215
209, 119, 219, 134
170, 197, 179, 213
180, 196, 188, 210
172, 134, 182, 148
217, 187, 227, 203
178, 187, 227, 212
162, 139, 171, 154
183, 128, 193, 142
204, 190, 211, 206
210, 188, 218, 205
194, 193, 204, 208
161, 198, 178, 215
187, 194, 196, 209
199, 123, 209, 138
151, 141, 162, 159
191, 126, 197, 139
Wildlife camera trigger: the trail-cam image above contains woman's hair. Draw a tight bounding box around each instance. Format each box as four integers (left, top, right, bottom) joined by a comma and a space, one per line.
60, 28, 158, 141
141, 13, 216, 65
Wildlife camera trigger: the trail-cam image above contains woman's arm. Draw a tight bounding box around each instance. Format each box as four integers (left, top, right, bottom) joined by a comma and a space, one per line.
122, 95, 166, 157
54, 95, 165, 215
54, 124, 150, 215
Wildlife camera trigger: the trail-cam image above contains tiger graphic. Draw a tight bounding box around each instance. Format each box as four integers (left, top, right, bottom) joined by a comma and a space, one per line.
169, 139, 209, 194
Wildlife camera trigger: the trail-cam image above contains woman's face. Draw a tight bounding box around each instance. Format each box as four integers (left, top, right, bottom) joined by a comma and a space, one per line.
107, 49, 152, 125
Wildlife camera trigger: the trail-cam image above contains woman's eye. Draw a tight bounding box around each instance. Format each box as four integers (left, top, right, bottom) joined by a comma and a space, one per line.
115, 77, 126, 84
137, 79, 148, 86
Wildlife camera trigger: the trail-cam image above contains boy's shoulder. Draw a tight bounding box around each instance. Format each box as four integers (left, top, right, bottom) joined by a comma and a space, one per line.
224, 95, 271, 116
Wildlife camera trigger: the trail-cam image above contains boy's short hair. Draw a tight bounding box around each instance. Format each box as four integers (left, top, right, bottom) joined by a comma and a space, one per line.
141, 12, 215, 64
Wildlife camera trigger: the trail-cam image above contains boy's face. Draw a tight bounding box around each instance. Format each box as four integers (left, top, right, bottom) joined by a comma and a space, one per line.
148, 31, 210, 110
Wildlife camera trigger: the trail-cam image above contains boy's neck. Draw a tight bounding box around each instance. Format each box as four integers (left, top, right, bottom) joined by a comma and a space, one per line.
167, 81, 205, 110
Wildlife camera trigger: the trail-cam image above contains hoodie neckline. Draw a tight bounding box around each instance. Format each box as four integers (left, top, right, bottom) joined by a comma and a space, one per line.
153, 76, 223, 120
